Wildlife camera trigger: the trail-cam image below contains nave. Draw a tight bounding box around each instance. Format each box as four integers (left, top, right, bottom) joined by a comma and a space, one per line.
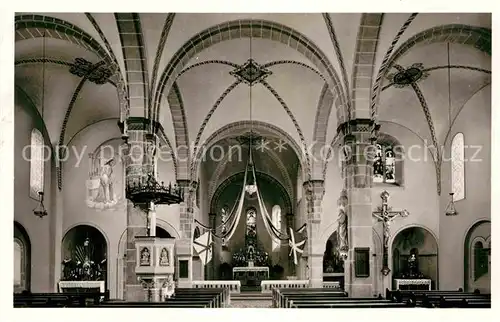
11, 11, 492, 309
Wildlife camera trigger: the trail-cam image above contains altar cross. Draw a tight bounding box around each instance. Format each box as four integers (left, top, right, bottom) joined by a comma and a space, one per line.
372, 190, 409, 276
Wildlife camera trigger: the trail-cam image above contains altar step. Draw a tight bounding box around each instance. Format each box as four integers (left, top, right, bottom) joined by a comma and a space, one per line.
229, 292, 272, 308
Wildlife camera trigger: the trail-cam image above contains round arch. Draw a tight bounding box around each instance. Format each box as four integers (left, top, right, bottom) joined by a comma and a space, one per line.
61, 224, 109, 287
390, 224, 438, 289
463, 219, 491, 292
210, 170, 292, 215
14, 221, 31, 293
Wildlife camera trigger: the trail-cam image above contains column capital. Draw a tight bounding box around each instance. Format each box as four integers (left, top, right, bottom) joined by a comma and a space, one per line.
303, 180, 325, 198
208, 213, 217, 219
336, 118, 377, 136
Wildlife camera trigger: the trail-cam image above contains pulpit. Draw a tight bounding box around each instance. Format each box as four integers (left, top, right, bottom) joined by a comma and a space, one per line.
135, 236, 175, 302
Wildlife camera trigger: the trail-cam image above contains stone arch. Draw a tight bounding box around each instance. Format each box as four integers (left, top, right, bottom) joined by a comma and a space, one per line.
192, 120, 308, 183
14, 14, 128, 120
14, 221, 31, 293
207, 143, 294, 205
210, 170, 292, 215
390, 225, 438, 289
156, 218, 181, 239
61, 224, 109, 288
153, 19, 347, 126
372, 24, 491, 119
463, 219, 491, 292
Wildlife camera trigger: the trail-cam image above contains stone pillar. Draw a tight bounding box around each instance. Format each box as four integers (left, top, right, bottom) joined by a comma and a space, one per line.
304, 180, 324, 288
49, 160, 64, 292
208, 213, 217, 280
340, 120, 376, 298
176, 179, 197, 287
122, 126, 159, 301
122, 131, 147, 301
285, 213, 295, 276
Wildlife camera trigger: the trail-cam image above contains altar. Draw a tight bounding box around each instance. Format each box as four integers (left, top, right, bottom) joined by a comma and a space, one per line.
233, 263, 269, 287
394, 278, 432, 291
58, 280, 105, 293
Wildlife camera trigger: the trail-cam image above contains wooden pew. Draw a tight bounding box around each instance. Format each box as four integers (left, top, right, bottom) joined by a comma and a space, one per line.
273, 288, 347, 308
386, 288, 465, 305
423, 293, 491, 308
14, 290, 109, 308
174, 288, 228, 307
96, 288, 226, 308
96, 300, 212, 308
289, 299, 414, 308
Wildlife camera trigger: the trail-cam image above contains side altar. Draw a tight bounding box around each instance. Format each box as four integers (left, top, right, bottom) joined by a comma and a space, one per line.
59, 236, 107, 295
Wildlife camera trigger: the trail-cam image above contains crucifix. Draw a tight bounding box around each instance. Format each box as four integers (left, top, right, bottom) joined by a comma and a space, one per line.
372, 190, 409, 276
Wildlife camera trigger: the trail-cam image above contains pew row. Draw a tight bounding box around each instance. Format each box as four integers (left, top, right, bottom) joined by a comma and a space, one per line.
386, 289, 491, 308
14, 290, 110, 308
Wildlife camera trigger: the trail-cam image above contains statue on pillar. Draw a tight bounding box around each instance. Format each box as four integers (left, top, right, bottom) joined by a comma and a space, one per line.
337, 189, 348, 259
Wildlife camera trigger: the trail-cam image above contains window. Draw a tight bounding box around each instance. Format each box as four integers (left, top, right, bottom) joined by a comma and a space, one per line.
373, 143, 396, 184
271, 205, 282, 251
14, 239, 23, 289
473, 241, 488, 281
451, 133, 465, 201
246, 208, 256, 237
30, 129, 45, 198
14, 223, 30, 293
221, 206, 228, 234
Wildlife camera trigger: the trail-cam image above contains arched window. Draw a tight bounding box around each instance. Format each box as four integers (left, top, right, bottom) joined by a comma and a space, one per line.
246, 208, 256, 237
30, 128, 45, 198
473, 241, 488, 281
373, 134, 403, 185
451, 133, 465, 201
14, 223, 30, 293
271, 205, 282, 251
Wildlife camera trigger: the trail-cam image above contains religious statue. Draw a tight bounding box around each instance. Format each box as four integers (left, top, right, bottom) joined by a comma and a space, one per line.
140, 247, 151, 266
159, 248, 170, 266
406, 248, 424, 278
337, 189, 348, 259
161, 275, 175, 300
99, 158, 115, 203
86, 152, 121, 210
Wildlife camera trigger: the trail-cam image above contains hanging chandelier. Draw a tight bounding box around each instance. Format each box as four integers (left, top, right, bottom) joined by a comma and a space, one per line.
126, 173, 184, 205
33, 191, 48, 218
445, 192, 458, 216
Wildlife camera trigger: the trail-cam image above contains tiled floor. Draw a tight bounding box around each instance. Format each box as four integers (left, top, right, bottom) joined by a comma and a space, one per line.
228, 300, 272, 308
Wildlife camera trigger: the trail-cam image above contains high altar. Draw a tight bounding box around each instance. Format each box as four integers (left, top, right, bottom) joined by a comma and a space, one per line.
233, 262, 269, 287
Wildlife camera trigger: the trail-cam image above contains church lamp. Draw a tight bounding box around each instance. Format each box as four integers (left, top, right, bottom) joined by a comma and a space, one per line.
33, 191, 48, 218
445, 192, 458, 216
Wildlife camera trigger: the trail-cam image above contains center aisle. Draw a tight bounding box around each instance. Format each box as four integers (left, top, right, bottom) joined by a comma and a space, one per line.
227, 292, 273, 308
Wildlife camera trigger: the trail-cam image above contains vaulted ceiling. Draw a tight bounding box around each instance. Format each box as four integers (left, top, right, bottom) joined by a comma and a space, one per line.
14, 13, 492, 192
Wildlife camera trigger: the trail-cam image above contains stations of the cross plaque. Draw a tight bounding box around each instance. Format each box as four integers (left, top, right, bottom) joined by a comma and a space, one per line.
372, 190, 409, 276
